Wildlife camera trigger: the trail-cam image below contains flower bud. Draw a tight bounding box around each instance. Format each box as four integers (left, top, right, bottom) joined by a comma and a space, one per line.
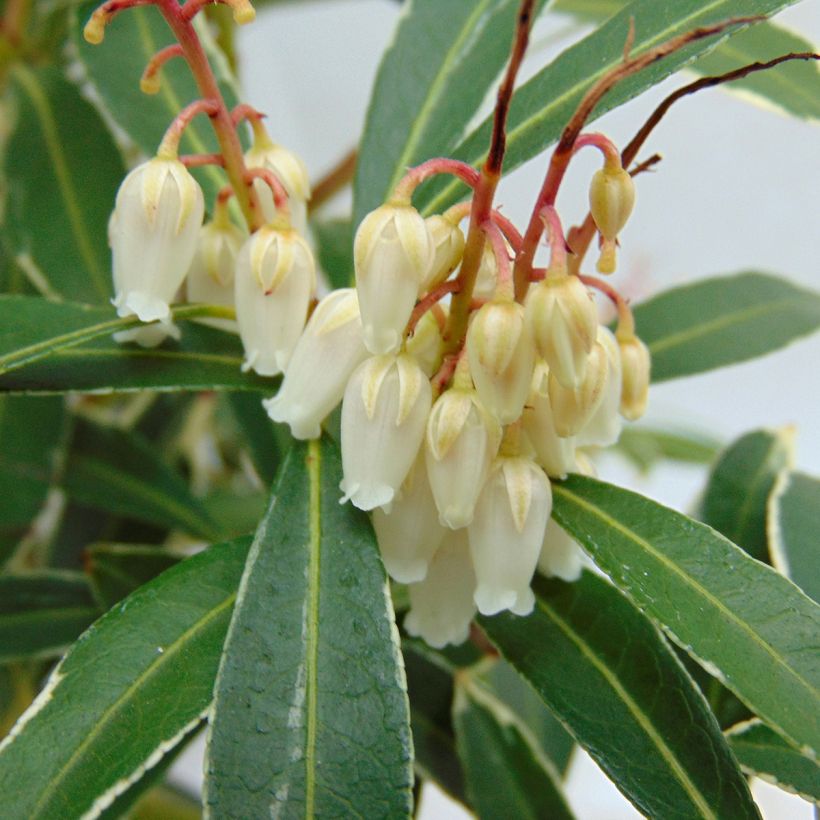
549, 339, 609, 437
263, 288, 368, 439
522, 360, 576, 478
110, 157, 204, 323
354, 203, 433, 355
404, 529, 476, 649
525, 274, 598, 389
420, 215, 464, 292
473, 239, 499, 300
466, 299, 534, 425
372, 456, 446, 583
537, 517, 585, 582
577, 327, 623, 447
406, 307, 444, 378
468, 456, 552, 616
425, 387, 501, 529
589, 164, 635, 242
618, 333, 651, 420
234, 225, 315, 376
340, 353, 432, 511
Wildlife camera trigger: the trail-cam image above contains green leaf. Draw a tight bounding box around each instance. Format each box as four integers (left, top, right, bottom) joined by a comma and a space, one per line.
0, 536, 251, 820
700, 428, 793, 563
72, 3, 241, 206
353, 0, 550, 228
3, 65, 125, 304
0, 573, 99, 662
634, 272, 820, 382
480, 572, 758, 819
769, 471, 820, 603
417, 0, 804, 215
726, 719, 820, 803
0, 296, 271, 395
205, 438, 413, 818
615, 425, 723, 473
224, 392, 286, 487
312, 218, 354, 290
86, 544, 183, 609
552, 474, 820, 757
0, 395, 67, 566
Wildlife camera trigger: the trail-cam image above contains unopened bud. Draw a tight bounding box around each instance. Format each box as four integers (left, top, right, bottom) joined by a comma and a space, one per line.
466, 299, 535, 425
473, 239, 499, 300
589, 164, 635, 242
618, 333, 650, 420
83, 10, 106, 44
245, 140, 310, 233
525, 273, 598, 389
549, 339, 609, 437
354, 203, 433, 355
421, 215, 464, 292
140, 74, 161, 95
577, 327, 623, 447
229, 0, 256, 24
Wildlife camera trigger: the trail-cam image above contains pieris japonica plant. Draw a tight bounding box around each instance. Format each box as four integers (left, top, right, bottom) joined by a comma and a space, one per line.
0, 0, 819, 816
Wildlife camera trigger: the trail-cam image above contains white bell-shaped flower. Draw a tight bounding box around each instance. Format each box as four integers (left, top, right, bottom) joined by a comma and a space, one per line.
537, 517, 585, 582
406, 308, 444, 377
110, 156, 204, 323
372, 456, 446, 583
354, 203, 433, 355
404, 529, 476, 649
263, 288, 368, 439
525, 273, 598, 389
577, 327, 623, 447
468, 455, 552, 617
549, 338, 609, 437
235, 224, 316, 376
425, 384, 501, 529
466, 298, 535, 425
340, 352, 432, 511
245, 139, 311, 236
421, 214, 464, 292
522, 360, 576, 478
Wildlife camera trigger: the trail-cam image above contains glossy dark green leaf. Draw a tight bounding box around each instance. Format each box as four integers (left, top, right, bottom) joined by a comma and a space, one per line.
700, 428, 793, 563
312, 218, 354, 290
0, 573, 99, 662
726, 719, 820, 803
354, 0, 550, 227
0, 536, 251, 820
3, 65, 125, 304
417, 0, 803, 215
205, 438, 413, 818
633, 272, 820, 382
225, 392, 287, 487
552, 474, 820, 757
615, 425, 722, 473
454, 676, 575, 820
0, 395, 67, 566
86, 544, 183, 609
62, 418, 221, 541
72, 3, 241, 205
769, 471, 820, 603
0, 296, 270, 394
480, 572, 757, 819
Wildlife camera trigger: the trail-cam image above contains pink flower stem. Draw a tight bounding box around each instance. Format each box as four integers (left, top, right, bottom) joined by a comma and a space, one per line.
573, 132, 621, 167
406, 280, 461, 336
244, 167, 289, 217
158, 98, 218, 158
483, 218, 513, 298
539, 206, 568, 274
578, 273, 634, 335
392, 158, 481, 203
180, 152, 226, 168
140, 43, 183, 91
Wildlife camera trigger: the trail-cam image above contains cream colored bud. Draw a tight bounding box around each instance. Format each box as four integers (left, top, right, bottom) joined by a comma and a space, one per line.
263, 288, 368, 439
468, 456, 552, 616
372, 456, 446, 584
110, 157, 204, 323
473, 239, 499, 300
83, 10, 106, 44
522, 360, 576, 478
421, 215, 464, 292
466, 299, 535, 425
589, 164, 635, 242
404, 529, 476, 649
340, 353, 432, 511
549, 339, 609, 437
525, 274, 598, 389
406, 307, 444, 378
244, 141, 310, 234
618, 334, 651, 420
537, 517, 585, 582
577, 327, 623, 447
235, 225, 316, 376
425, 387, 501, 529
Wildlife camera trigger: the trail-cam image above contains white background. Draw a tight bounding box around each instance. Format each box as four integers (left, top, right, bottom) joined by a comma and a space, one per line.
179, 1, 820, 817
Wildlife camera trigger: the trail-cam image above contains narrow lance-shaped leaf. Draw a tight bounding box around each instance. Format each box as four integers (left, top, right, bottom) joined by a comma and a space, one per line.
726, 719, 820, 804
768, 470, 820, 603
416, 0, 804, 215
3, 65, 125, 304
552, 474, 820, 757
453, 676, 575, 820
700, 427, 793, 563
0, 296, 271, 395
634, 272, 820, 382
615, 425, 723, 473
205, 437, 413, 819
480, 573, 758, 819
0, 536, 252, 820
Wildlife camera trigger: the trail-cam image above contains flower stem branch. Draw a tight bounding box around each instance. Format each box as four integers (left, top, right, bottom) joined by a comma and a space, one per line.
140, 44, 184, 93
180, 152, 226, 168
406, 280, 461, 336
244, 167, 289, 216
578, 273, 634, 335
392, 159, 480, 203
157, 98, 218, 158
310, 147, 358, 212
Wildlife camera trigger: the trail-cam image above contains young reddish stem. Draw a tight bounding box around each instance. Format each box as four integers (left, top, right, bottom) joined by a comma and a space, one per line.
158, 98, 218, 158
216, 185, 235, 207
406, 280, 461, 336
83, 0, 153, 43
311, 147, 358, 212
392, 158, 480, 203
573, 132, 621, 166
432, 350, 464, 398
540, 206, 568, 273
231, 103, 266, 127
181, 152, 226, 168
579, 273, 634, 335
483, 218, 512, 297
245, 167, 289, 216
141, 44, 183, 93
491, 210, 523, 252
